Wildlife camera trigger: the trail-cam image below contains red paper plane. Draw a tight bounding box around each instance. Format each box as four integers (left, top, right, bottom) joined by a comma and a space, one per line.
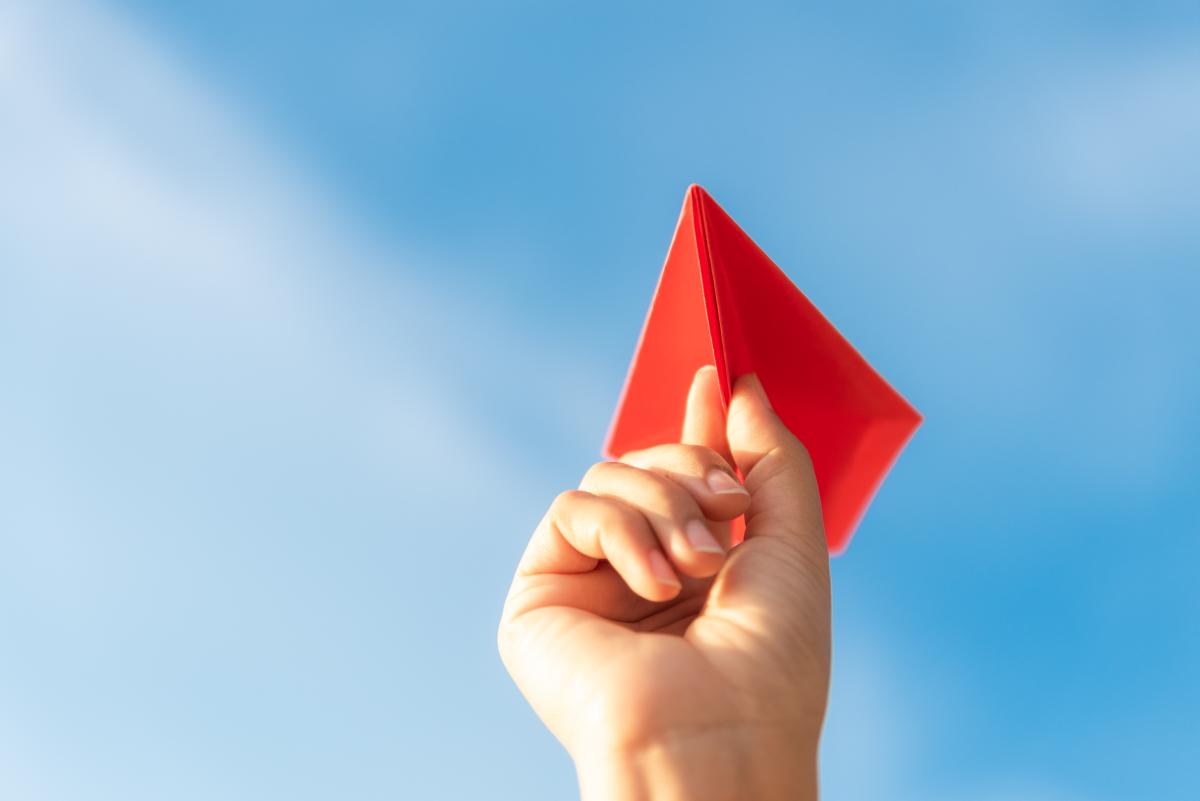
604, 185, 921, 553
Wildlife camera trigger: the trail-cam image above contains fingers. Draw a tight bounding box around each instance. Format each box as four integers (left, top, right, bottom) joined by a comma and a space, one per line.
513, 440, 750, 607
620, 442, 749, 523
581, 458, 742, 581
681, 364, 734, 466
724, 373, 824, 554
518, 490, 683, 603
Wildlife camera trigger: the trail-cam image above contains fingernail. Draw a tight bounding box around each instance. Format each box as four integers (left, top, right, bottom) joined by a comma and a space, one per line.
685, 520, 725, 555
648, 549, 681, 587
705, 469, 748, 495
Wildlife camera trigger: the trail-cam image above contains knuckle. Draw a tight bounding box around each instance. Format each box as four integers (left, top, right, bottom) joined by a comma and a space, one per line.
597, 506, 648, 551
580, 458, 626, 488
755, 442, 813, 485
645, 473, 695, 515
764, 422, 812, 468
669, 443, 721, 469
786, 435, 814, 467
627, 442, 727, 475
617, 446, 649, 464
683, 442, 722, 465
572, 493, 641, 538
580, 460, 610, 483
595, 497, 638, 529
552, 488, 589, 511
581, 459, 702, 518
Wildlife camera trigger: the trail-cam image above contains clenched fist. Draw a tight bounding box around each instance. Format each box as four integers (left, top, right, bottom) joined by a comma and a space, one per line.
499, 366, 831, 801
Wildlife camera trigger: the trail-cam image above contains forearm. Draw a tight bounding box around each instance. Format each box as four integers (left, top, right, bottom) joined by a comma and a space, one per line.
574, 724, 818, 801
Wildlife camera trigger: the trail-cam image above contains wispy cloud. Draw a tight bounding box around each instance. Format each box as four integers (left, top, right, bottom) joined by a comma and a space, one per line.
1, 1, 586, 797
1029, 45, 1200, 231
1, 0, 518, 572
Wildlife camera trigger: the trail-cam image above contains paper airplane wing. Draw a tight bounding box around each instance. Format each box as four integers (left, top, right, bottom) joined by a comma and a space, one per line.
604, 185, 921, 553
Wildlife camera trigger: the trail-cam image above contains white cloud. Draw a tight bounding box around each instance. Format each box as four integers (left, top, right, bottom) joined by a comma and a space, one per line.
1030, 45, 1200, 230
0, 2, 588, 797
0, 0, 580, 564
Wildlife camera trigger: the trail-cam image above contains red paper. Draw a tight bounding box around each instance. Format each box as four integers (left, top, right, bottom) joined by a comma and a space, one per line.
604, 185, 921, 553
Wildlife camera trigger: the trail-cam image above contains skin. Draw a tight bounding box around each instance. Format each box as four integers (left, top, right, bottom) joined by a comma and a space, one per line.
499, 366, 832, 801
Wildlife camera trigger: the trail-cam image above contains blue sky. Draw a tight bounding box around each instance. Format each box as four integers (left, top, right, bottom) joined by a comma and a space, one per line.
2, 1, 1198, 799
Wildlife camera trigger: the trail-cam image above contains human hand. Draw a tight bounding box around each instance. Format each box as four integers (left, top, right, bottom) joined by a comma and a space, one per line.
498, 366, 831, 801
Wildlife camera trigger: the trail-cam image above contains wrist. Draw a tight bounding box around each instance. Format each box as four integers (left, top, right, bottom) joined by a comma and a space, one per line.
573, 723, 818, 801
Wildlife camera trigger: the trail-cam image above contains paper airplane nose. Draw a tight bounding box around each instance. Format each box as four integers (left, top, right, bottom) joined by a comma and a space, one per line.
604, 185, 922, 553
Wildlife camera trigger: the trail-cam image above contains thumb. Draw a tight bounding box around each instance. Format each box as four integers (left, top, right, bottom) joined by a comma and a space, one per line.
700, 373, 831, 699
725, 374, 825, 554
681, 365, 735, 466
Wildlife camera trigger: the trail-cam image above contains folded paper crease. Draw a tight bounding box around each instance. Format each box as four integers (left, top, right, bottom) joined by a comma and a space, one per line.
604, 185, 921, 553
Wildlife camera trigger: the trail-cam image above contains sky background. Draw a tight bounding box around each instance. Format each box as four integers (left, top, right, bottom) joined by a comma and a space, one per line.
2, 1, 1198, 799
